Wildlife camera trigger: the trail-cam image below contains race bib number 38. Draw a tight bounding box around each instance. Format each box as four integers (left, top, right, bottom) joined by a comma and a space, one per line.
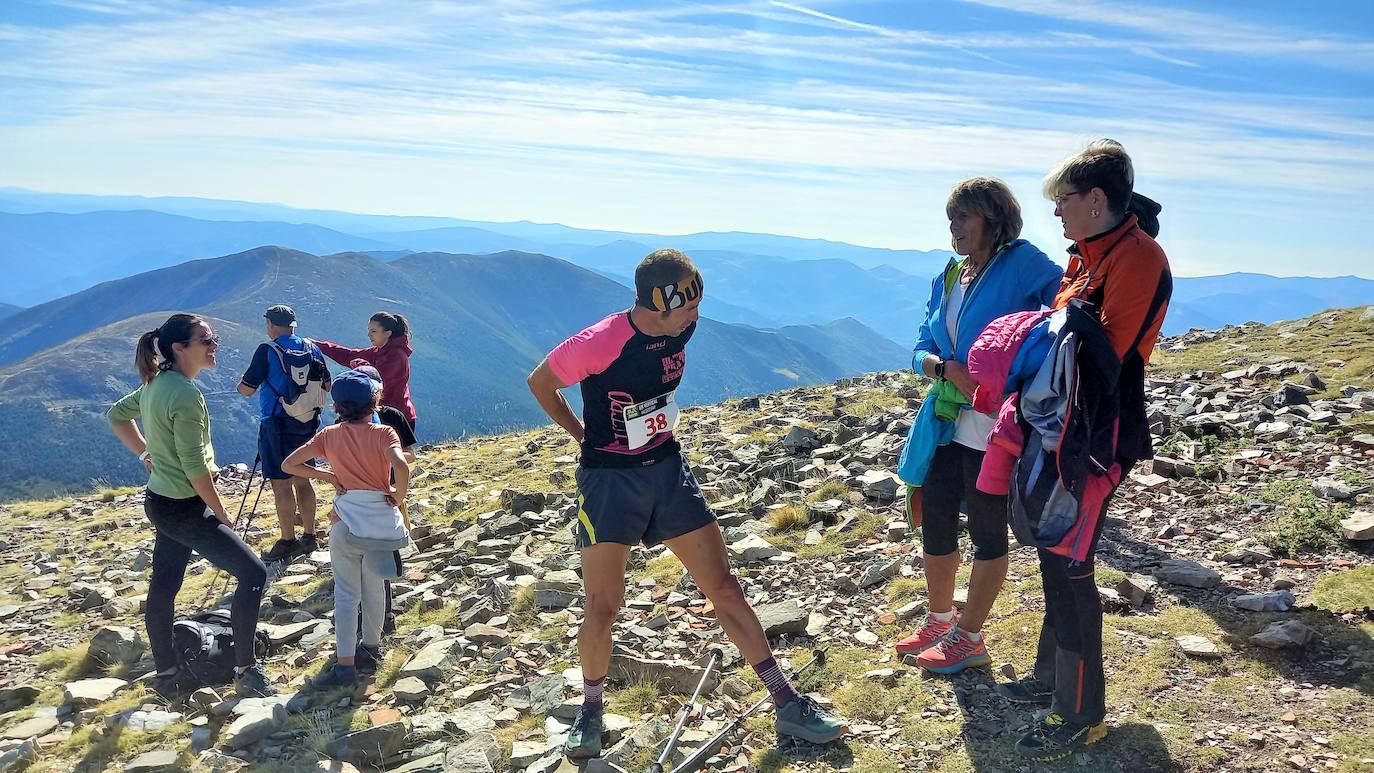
623, 392, 680, 450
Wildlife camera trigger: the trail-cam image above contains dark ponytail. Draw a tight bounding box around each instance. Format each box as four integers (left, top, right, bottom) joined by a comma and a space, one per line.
136, 313, 204, 384
371, 311, 410, 339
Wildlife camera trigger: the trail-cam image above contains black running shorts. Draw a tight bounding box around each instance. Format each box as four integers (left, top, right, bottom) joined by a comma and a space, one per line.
573, 453, 715, 548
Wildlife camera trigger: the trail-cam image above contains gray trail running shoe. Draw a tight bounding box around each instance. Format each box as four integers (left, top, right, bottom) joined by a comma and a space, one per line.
234, 663, 277, 698
564, 705, 604, 759
776, 695, 847, 744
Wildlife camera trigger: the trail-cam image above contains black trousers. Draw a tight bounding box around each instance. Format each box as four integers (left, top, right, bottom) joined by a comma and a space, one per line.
144, 489, 268, 670
1031, 490, 1114, 725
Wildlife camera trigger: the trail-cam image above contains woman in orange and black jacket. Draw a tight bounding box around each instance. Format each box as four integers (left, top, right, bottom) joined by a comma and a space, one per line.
999, 139, 1172, 762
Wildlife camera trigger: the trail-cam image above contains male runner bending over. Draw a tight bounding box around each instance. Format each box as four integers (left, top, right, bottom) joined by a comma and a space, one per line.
527, 248, 847, 759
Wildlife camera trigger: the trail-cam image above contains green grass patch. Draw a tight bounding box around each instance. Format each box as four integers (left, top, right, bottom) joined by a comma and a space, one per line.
843, 391, 906, 419
607, 681, 665, 717
808, 479, 852, 503
884, 577, 927, 603
767, 504, 810, 534
1312, 566, 1374, 613
636, 554, 685, 586
35, 642, 92, 681
508, 585, 539, 630
1256, 479, 1348, 556
490, 714, 541, 771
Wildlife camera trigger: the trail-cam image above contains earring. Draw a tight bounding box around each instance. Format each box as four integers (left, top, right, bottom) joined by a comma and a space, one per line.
1091, 209, 1099, 218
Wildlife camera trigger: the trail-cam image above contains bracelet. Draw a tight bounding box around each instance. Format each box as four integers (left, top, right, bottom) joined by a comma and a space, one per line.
139, 450, 152, 462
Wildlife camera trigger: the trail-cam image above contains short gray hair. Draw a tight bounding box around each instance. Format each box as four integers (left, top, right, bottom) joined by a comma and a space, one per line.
1042, 138, 1135, 215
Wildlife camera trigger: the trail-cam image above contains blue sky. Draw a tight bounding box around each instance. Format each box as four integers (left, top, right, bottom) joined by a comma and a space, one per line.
1, 0, 1371, 276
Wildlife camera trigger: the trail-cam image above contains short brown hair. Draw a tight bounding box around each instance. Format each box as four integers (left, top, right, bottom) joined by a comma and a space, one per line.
1042, 138, 1134, 215
634, 248, 699, 311
945, 177, 1023, 252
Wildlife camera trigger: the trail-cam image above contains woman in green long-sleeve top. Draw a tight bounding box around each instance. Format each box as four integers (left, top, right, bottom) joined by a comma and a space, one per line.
107, 313, 275, 699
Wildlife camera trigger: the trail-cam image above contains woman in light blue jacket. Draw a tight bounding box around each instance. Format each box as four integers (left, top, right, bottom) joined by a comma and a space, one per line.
894, 177, 1063, 674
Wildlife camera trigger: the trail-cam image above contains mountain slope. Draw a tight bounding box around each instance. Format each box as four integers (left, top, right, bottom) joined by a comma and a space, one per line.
0, 247, 906, 498
0, 303, 21, 322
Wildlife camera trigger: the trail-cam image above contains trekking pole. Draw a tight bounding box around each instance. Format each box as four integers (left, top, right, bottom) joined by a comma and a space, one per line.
233, 455, 262, 529
649, 647, 725, 773
201, 456, 263, 607
668, 649, 828, 773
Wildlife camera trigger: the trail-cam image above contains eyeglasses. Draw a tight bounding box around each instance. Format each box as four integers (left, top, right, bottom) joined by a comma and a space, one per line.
1052, 191, 1084, 206
199, 334, 221, 347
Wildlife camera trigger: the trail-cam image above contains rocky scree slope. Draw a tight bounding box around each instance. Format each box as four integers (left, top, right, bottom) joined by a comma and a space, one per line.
0, 311, 1372, 772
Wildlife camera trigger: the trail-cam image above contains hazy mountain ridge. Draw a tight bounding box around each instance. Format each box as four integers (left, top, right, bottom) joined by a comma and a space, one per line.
0, 246, 908, 499
5, 190, 1374, 343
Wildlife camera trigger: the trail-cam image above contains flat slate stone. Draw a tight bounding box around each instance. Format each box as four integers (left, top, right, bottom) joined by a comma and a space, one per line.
1, 715, 59, 741
124, 749, 180, 772
63, 677, 129, 707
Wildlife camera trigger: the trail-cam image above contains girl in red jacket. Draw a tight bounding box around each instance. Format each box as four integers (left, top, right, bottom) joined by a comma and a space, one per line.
316, 312, 417, 430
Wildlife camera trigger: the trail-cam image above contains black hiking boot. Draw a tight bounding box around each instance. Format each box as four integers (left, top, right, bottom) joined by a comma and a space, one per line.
260, 538, 299, 564
1015, 711, 1108, 762
308, 663, 358, 690
996, 675, 1054, 705
356, 644, 381, 676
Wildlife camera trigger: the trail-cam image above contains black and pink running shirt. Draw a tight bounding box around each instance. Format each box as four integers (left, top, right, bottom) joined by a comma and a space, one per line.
547, 311, 695, 468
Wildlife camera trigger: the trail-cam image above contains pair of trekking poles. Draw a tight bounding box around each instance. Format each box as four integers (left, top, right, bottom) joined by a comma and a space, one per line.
198, 454, 266, 608
648, 648, 828, 773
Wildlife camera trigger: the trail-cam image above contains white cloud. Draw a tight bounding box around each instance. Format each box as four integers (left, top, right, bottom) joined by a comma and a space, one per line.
0, 0, 1370, 276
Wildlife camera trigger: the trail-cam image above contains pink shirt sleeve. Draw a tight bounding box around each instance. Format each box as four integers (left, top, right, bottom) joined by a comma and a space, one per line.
547, 313, 634, 387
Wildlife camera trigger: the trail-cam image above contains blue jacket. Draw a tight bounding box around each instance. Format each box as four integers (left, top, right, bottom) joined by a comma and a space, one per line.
897, 240, 1062, 486
913, 239, 1063, 368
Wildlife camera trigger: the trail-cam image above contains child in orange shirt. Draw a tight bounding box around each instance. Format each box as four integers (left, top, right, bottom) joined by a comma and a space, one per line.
283, 370, 410, 687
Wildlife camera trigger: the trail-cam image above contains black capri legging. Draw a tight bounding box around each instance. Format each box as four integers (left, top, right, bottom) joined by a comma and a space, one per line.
919, 443, 1009, 560
144, 489, 268, 671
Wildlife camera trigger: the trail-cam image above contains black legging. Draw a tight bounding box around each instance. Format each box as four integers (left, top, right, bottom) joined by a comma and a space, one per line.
920, 443, 1011, 560
144, 489, 267, 670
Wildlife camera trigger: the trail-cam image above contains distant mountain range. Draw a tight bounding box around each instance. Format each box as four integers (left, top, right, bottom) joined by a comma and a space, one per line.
3, 187, 1373, 340
0, 245, 908, 499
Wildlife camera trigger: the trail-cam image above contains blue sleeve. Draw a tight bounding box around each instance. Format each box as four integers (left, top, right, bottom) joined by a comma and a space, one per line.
1026, 249, 1065, 308
911, 274, 942, 370
240, 344, 270, 388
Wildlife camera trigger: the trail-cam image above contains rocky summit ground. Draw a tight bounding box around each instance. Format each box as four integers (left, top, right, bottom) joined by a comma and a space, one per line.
1, 307, 1373, 773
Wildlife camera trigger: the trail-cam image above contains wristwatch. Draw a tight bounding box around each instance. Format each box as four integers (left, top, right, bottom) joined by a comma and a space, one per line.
933, 359, 947, 380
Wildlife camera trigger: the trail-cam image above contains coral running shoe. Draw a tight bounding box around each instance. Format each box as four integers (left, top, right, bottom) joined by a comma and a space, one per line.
915, 627, 991, 674
894, 613, 958, 659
